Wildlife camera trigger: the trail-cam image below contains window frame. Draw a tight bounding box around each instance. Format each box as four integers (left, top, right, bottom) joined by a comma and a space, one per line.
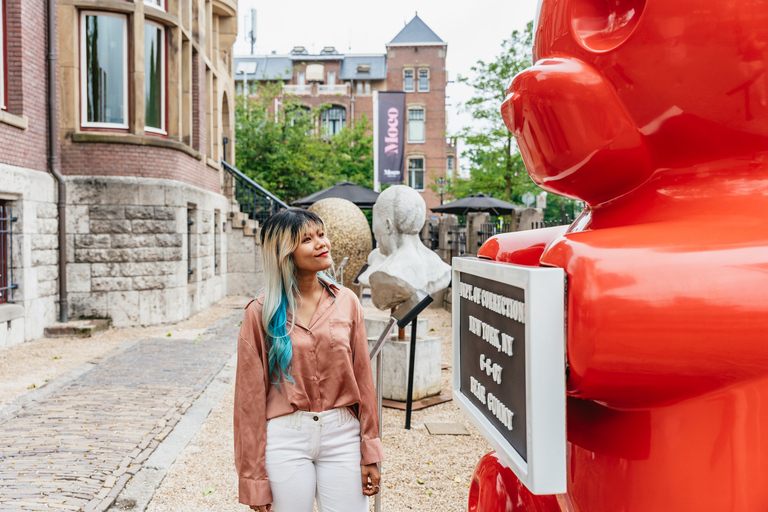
447, 154, 455, 178
79, 10, 130, 131
407, 107, 425, 143
144, 20, 167, 136
407, 157, 425, 191
418, 67, 430, 92
1, 0, 7, 111
403, 68, 414, 92
144, 0, 165, 11
321, 105, 346, 137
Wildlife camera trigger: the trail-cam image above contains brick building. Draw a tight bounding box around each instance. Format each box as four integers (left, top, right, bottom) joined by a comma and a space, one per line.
234, 14, 457, 214
0, 0, 269, 348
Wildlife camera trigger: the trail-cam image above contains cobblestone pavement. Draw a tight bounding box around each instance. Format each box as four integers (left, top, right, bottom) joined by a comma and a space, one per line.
0, 311, 243, 512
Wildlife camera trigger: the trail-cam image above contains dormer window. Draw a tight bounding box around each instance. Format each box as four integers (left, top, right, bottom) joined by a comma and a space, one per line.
357, 64, 370, 73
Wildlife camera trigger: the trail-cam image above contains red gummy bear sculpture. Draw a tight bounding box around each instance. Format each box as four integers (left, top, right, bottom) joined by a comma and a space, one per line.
473, 0, 768, 510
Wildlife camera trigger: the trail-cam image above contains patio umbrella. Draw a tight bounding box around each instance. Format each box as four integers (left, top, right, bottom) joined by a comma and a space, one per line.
292, 181, 380, 209
431, 193, 522, 216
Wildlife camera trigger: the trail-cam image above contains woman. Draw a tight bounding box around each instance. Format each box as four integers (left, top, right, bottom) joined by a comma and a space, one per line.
234, 208, 385, 512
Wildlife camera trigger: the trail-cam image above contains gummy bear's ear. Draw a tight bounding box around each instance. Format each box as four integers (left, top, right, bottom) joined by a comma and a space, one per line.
570, 0, 646, 53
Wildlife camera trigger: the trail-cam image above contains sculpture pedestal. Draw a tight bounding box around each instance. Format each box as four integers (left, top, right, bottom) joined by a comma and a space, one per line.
367, 314, 442, 402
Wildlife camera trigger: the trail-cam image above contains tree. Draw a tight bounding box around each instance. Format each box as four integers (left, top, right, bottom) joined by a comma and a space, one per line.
234, 83, 373, 204
437, 21, 580, 223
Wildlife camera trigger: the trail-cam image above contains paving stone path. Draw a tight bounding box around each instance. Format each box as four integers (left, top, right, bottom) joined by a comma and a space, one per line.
0, 312, 243, 512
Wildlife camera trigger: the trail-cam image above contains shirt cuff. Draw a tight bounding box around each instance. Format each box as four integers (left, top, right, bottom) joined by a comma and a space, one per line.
239, 476, 273, 506
360, 437, 386, 465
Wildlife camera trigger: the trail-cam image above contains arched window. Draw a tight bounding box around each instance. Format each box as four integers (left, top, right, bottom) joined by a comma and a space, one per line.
321, 105, 346, 136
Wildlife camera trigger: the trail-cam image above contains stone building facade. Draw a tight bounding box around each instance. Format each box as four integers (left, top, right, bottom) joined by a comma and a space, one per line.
234, 14, 457, 215
0, 0, 269, 349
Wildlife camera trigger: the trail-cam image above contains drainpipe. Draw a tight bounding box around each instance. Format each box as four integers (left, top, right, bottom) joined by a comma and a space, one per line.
350, 79, 355, 126
48, 0, 67, 322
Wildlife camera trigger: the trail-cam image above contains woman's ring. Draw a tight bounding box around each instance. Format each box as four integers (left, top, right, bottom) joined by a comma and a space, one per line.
373, 485, 380, 489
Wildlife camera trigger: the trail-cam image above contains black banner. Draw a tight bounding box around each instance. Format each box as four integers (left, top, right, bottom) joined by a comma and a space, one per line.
377, 91, 406, 185
459, 272, 528, 461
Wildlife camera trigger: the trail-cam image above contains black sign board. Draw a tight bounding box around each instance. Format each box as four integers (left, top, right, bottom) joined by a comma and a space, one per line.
452, 257, 566, 494
459, 272, 527, 460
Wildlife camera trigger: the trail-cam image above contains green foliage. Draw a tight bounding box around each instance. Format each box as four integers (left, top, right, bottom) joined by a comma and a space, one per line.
436, 21, 580, 223
234, 82, 373, 204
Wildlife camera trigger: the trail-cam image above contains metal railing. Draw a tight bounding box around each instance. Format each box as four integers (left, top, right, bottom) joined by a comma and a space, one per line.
222, 161, 289, 225
447, 224, 467, 257
530, 215, 571, 230
477, 215, 573, 247
477, 222, 514, 247
420, 222, 439, 250
0, 203, 18, 304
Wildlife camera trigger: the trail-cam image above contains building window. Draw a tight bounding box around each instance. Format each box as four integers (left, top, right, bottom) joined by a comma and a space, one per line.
403, 69, 414, 92
322, 106, 346, 136
356, 82, 372, 96
408, 158, 424, 190
297, 71, 305, 85
144, 0, 164, 10
327, 71, 335, 86
0, 201, 17, 304
145, 21, 166, 134
81, 12, 128, 129
408, 108, 425, 143
447, 154, 455, 178
0, 0, 6, 111
418, 68, 429, 92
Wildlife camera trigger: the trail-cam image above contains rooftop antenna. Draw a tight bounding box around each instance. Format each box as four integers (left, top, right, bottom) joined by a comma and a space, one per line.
249, 9, 257, 54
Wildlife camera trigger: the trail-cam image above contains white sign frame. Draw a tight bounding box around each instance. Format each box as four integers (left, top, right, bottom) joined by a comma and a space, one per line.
452, 257, 566, 494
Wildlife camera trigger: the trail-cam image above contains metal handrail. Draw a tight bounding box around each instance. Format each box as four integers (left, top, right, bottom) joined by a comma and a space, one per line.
222, 161, 289, 224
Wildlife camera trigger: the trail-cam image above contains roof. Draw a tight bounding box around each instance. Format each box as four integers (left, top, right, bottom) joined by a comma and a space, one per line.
233, 56, 293, 81
339, 56, 387, 80
387, 14, 444, 46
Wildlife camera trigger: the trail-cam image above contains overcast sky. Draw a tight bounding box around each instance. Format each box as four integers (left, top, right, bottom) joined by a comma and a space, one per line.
233, 0, 539, 142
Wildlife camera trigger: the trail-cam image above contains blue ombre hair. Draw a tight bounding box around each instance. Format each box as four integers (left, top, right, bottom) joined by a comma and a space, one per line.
259, 209, 334, 385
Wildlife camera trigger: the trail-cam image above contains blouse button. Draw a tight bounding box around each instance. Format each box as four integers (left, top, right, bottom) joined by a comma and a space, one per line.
307, 330, 312, 335
312, 376, 318, 381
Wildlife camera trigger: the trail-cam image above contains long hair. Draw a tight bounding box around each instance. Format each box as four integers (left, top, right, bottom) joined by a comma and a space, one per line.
259, 208, 332, 385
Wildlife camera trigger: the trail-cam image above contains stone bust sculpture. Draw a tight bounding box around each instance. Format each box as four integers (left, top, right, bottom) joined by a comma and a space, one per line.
359, 185, 451, 310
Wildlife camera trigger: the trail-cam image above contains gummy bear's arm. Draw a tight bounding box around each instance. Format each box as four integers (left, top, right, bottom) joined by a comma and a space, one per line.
542, 223, 768, 407
478, 225, 569, 266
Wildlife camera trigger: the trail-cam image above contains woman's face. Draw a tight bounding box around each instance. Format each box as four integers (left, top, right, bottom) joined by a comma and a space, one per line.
292, 223, 333, 273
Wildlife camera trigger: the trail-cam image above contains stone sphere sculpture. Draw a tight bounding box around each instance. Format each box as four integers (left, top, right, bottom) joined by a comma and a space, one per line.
308, 198, 372, 294
359, 185, 451, 310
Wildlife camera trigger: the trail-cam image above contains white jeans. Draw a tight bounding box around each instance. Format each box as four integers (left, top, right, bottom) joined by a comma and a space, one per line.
265, 407, 369, 512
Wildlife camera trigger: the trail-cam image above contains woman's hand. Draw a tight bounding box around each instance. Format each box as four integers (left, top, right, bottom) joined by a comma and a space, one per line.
249, 505, 271, 511
361, 463, 381, 496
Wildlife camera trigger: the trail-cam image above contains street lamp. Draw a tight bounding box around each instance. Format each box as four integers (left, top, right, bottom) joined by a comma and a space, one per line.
437, 176, 447, 205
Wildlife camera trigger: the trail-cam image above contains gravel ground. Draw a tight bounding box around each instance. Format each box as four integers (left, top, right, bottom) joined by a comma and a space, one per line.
146, 300, 493, 512
0, 301, 239, 409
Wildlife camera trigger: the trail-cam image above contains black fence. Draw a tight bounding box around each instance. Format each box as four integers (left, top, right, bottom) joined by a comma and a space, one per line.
421, 222, 439, 250
222, 161, 289, 224
477, 215, 573, 247
448, 224, 467, 257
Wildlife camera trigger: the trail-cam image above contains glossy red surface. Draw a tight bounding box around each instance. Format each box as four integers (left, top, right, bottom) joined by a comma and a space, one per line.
472, 0, 768, 510
468, 452, 563, 512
